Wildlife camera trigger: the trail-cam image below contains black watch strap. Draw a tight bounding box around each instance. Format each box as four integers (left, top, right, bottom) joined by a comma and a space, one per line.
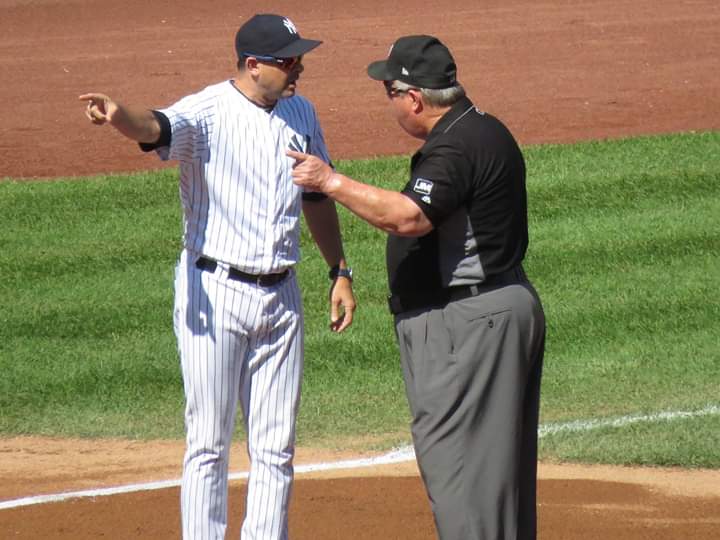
329, 264, 353, 281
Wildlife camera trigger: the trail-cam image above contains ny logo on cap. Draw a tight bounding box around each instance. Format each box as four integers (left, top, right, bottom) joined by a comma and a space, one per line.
283, 18, 298, 34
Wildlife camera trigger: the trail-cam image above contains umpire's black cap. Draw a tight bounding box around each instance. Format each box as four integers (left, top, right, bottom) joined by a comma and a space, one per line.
367, 35, 457, 89
235, 14, 322, 59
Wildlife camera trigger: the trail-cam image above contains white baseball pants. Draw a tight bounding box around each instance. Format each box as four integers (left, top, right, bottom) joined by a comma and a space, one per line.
174, 250, 304, 540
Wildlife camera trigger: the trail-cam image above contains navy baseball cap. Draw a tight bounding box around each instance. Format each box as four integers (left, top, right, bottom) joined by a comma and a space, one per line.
235, 14, 322, 59
367, 35, 457, 89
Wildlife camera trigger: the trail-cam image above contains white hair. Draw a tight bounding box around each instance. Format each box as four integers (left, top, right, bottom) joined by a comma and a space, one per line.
393, 80, 466, 108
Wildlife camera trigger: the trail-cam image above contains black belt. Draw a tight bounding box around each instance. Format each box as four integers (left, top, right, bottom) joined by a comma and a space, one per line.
388, 267, 527, 315
195, 257, 289, 287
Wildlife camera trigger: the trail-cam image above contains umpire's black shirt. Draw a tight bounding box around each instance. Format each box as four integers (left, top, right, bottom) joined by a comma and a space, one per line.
387, 96, 528, 296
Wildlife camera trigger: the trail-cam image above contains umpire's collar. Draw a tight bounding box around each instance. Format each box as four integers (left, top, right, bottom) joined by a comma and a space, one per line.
426, 96, 475, 141
413, 96, 475, 165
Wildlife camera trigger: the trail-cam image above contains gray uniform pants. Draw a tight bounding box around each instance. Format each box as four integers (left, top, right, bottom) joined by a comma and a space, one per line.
394, 281, 545, 540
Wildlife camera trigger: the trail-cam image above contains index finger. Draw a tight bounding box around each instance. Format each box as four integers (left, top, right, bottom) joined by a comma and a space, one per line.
78, 93, 106, 103
286, 149, 309, 162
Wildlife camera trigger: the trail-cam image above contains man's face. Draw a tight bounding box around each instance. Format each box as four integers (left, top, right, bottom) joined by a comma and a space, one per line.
255, 55, 305, 101
384, 81, 425, 139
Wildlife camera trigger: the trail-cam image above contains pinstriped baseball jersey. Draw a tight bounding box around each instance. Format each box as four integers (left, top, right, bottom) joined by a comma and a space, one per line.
155, 80, 330, 273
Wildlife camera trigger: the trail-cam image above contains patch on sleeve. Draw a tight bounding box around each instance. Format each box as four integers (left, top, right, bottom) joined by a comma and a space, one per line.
413, 177, 434, 196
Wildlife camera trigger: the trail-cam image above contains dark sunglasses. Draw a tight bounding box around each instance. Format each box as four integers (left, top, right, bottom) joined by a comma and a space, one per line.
245, 54, 303, 70
383, 80, 414, 98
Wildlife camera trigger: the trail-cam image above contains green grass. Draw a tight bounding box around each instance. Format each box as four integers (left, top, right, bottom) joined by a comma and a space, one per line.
1, 131, 718, 466
540, 410, 720, 468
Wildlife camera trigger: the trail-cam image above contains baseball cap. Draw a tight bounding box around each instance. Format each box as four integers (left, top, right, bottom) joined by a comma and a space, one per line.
235, 14, 322, 59
367, 35, 457, 89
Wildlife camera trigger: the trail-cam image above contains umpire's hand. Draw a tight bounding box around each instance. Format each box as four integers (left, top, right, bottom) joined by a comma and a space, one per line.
287, 150, 336, 193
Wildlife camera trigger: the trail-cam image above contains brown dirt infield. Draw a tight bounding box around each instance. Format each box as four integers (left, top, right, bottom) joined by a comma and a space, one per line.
1, 437, 720, 539
1, 0, 719, 538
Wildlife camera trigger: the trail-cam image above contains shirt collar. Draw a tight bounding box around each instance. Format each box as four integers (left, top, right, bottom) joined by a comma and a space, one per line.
230, 79, 276, 112
413, 96, 474, 162
428, 96, 474, 138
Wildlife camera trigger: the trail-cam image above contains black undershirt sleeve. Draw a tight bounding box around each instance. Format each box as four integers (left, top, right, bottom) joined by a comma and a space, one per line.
138, 110, 171, 152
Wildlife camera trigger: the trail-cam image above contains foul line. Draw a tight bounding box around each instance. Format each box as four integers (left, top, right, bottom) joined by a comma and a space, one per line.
1, 404, 717, 511
538, 404, 720, 437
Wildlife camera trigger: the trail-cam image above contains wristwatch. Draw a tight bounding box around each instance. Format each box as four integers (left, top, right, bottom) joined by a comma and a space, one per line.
329, 264, 353, 282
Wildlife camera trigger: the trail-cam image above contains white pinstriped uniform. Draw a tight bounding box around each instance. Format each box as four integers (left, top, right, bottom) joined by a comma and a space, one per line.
154, 80, 330, 540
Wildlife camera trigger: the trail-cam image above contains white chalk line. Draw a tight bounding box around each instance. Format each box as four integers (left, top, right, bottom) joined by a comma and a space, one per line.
1, 404, 717, 511
538, 404, 720, 437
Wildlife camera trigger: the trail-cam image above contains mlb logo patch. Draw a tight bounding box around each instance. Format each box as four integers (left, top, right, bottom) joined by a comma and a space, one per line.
413, 177, 434, 196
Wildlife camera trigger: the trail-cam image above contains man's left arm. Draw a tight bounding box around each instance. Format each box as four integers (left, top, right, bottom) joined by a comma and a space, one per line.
302, 197, 356, 333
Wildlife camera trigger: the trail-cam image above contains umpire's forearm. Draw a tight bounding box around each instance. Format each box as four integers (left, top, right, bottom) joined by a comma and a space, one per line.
324, 173, 433, 237
302, 198, 348, 269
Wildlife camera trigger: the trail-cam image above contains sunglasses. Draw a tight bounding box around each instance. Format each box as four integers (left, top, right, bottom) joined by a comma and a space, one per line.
383, 80, 414, 98
246, 54, 303, 70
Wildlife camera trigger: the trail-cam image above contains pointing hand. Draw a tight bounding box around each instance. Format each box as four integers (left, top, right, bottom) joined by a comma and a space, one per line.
79, 93, 118, 125
286, 150, 335, 193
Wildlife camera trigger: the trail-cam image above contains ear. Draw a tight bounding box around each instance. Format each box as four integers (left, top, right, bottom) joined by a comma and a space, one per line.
241, 56, 260, 75
408, 89, 424, 114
